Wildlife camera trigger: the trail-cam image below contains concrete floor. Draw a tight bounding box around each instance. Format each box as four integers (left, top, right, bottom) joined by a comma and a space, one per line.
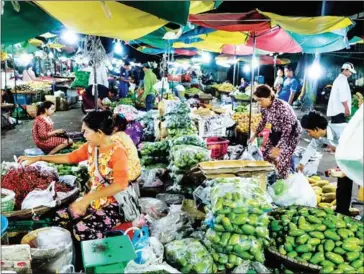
1, 104, 362, 213
1, 105, 84, 161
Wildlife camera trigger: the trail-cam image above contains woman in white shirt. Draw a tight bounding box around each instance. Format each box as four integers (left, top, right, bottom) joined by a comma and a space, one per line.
22, 65, 36, 82
326, 63, 356, 123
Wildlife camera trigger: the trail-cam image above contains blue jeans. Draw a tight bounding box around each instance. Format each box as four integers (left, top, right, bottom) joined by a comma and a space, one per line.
145, 94, 155, 111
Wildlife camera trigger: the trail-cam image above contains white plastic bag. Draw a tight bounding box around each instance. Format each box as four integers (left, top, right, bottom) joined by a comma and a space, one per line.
336, 105, 364, 187
268, 173, 317, 207
21, 181, 57, 210
29, 227, 74, 274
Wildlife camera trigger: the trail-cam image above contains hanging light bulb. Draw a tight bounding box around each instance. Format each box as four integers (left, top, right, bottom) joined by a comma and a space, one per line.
61, 30, 78, 45
114, 41, 123, 55
48, 52, 54, 59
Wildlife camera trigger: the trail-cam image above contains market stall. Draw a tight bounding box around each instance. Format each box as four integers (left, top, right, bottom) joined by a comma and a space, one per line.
1, 3, 363, 274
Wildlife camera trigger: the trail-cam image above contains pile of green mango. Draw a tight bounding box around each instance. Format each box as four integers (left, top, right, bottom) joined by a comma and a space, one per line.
140, 141, 170, 166
170, 145, 210, 171
165, 238, 217, 273
269, 206, 364, 273
205, 180, 272, 270
168, 135, 207, 149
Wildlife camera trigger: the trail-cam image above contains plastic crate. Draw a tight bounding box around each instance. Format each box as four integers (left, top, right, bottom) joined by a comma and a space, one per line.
206, 137, 229, 159
12, 94, 32, 105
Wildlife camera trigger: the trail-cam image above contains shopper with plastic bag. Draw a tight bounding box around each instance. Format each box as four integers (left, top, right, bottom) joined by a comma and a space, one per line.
249, 85, 302, 179
268, 172, 317, 207
297, 111, 352, 215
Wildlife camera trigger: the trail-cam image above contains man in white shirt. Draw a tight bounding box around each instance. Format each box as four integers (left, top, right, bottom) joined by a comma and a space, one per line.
88, 63, 109, 88
326, 63, 356, 123
297, 111, 352, 216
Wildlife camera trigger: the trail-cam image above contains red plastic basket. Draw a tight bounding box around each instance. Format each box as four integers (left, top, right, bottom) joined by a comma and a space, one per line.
206, 137, 229, 159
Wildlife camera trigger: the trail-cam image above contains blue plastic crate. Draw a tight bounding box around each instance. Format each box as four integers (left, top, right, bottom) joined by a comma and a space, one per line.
13, 94, 32, 105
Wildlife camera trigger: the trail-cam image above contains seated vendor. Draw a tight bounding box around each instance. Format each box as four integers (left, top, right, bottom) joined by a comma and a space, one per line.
112, 114, 142, 182
20, 111, 140, 241
83, 84, 113, 111
32, 101, 73, 155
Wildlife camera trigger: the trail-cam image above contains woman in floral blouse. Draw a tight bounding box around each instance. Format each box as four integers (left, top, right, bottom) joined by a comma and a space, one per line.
249, 85, 302, 179
20, 111, 140, 241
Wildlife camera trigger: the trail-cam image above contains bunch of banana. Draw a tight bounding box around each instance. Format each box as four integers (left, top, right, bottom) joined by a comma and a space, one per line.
353, 92, 363, 108
308, 176, 336, 208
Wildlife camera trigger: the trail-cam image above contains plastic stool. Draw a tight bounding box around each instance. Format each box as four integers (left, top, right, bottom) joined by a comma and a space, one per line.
81, 235, 136, 274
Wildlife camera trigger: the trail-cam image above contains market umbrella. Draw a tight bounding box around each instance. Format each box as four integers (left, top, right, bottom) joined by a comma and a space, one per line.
34, 1, 221, 41
188, 9, 355, 133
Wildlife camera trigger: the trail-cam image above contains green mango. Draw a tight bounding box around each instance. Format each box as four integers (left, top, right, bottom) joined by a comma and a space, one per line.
320, 260, 335, 267
287, 251, 298, 258
337, 264, 355, 273
309, 231, 325, 240
301, 252, 313, 261
326, 252, 344, 265
324, 240, 335, 252
221, 232, 231, 247
228, 233, 240, 246
313, 224, 327, 232
255, 226, 269, 239
333, 247, 346, 255
307, 215, 321, 224
296, 234, 310, 245
307, 238, 321, 246
338, 228, 354, 239
289, 229, 305, 237
310, 252, 325, 264
335, 241, 343, 247
342, 242, 359, 252
284, 242, 293, 252
351, 259, 363, 269
241, 224, 255, 235
324, 230, 340, 241
295, 244, 312, 253
346, 252, 360, 262
320, 266, 335, 273
232, 213, 248, 225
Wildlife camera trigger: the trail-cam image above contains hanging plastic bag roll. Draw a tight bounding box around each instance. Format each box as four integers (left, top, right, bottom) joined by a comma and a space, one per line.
335, 104, 364, 187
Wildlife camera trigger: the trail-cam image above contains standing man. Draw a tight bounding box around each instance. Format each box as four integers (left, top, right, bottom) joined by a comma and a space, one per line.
119, 60, 131, 98
327, 62, 356, 123
140, 63, 157, 111
277, 65, 299, 105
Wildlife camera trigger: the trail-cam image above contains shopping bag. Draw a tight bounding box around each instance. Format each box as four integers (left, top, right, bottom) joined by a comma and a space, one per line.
335, 104, 363, 187
268, 172, 317, 207
21, 181, 57, 210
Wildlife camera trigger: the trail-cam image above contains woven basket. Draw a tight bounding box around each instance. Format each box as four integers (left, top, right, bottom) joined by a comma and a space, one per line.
1, 188, 15, 212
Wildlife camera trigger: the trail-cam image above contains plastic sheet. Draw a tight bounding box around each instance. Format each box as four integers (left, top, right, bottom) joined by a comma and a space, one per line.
165, 238, 217, 273
125, 262, 180, 274
156, 193, 185, 205
150, 212, 194, 244
268, 172, 317, 207
31, 161, 59, 178
139, 198, 169, 219
207, 178, 272, 264
169, 135, 206, 148
138, 168, 166, 188
26, 227, 74, 274
233, 261, 271, 274
21, 181, 57, 210
170, 145, 210, 170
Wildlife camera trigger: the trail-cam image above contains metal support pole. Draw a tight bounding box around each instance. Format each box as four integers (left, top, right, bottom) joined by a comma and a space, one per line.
12, 45, 19, 125
248, 34, 257, 138
232, 61, 236, 86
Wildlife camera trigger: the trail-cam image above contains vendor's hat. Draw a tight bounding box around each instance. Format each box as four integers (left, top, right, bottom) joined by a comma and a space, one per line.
342, 62, 356, 74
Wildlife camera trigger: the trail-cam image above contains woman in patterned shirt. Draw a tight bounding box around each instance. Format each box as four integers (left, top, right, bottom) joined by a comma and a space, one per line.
32, 101, 73, 155
249, 84, 302, 179
20, 111, 140, 241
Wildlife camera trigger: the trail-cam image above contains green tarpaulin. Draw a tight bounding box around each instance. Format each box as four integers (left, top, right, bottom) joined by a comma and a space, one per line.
1, 1, 62, 46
